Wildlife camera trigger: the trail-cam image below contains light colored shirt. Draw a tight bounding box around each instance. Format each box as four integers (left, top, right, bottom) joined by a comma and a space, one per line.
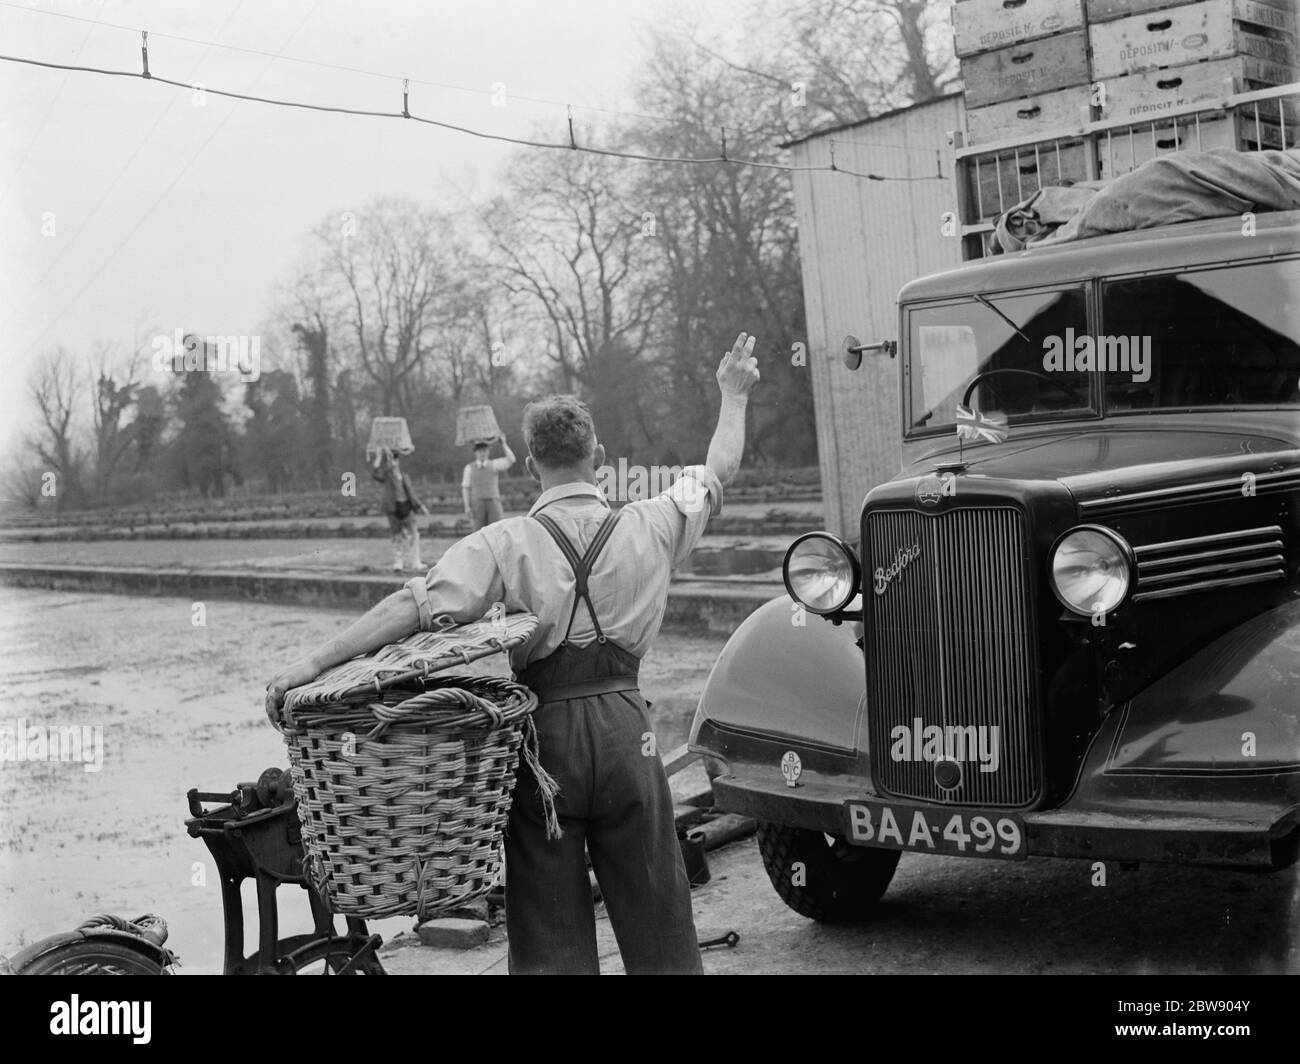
461, 456, 512, 489
406, 465, 722, 669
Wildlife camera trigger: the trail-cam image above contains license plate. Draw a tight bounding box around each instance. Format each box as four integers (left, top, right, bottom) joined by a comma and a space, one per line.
843, 800, 1027, 860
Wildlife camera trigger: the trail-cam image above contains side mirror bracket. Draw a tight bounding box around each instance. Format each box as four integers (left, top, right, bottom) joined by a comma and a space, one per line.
842, 335, 897, 370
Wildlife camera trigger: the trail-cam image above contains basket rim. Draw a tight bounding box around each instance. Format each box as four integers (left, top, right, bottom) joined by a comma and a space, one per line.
282, 613, 538, 714
281, 673, 539, 735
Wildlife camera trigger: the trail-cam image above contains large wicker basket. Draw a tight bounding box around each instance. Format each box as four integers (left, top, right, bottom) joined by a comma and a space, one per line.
275, 614, 549, 920
455, 404, 501, 447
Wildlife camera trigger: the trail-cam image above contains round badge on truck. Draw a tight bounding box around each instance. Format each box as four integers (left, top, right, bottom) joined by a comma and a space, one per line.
916, 476, 944, 507
915, 471, 955, 507
780, 750, 802, 788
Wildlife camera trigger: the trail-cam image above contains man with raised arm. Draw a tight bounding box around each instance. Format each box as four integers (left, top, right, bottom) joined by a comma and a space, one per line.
266, 331, 760, 974
461, 434, 516, 530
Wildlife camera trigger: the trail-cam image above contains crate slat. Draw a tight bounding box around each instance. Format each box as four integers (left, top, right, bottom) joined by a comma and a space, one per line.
1100, 55, 1300, 123
1090, 0, 1299, 81
967, 85, 1094, 144
953, 0, 1085, 59
961, 29, 1092, 107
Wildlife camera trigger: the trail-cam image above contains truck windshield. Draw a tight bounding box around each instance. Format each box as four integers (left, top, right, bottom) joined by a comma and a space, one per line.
906, 286, 1091, 433
1102, 260, 1300, 412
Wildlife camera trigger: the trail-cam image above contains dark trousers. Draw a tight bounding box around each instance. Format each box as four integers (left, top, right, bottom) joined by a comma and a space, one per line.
504, 688, 702, 975
470, 497, 504, 529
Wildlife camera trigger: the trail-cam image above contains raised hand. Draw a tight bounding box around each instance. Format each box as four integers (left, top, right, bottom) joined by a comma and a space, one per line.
717, 332, 760, 399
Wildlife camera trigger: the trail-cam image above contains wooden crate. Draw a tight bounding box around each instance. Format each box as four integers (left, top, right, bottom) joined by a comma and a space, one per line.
961, 29, 1092, 106
953, 0, 1084, 59
1091, 0, 1299, 81
963, 140, 1091, 219
1086, 0, 1296, 25
1097, 112, 1295, 178
1100, 54, 1300, 124
967, 85, 1094, 144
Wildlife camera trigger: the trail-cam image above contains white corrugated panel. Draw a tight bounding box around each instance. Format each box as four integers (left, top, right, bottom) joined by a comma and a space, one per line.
789, 94, 965, 537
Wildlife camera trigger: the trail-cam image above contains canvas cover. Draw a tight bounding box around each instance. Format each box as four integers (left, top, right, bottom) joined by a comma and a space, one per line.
993, 148, 1300, 253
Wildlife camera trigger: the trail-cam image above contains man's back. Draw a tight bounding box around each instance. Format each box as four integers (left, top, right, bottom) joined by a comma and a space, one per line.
411, 468, 721, 670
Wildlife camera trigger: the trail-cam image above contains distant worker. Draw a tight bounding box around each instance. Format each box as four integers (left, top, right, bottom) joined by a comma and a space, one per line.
372, 448, 428, 571
462, 435, 516, 530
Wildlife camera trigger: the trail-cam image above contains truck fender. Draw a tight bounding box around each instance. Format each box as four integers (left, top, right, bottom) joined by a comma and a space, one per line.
690, 596, 865, 757
1069, 598, 1300, 812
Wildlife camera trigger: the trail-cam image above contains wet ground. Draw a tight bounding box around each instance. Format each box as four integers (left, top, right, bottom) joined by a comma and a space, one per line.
0, 587, 722, 973
0, 536, 786, 583
2, 586, 1296, 975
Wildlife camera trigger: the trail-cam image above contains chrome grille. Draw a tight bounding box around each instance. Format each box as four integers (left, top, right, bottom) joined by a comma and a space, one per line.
1133, 526, 1286, 602
864, 507, 1041, 808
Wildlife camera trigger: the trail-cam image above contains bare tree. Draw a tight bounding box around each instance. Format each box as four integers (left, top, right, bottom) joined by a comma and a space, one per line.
315, 199, 463, 415
88, 332, 147, 505
478, 146, 662, 394
629, 34, 816, 465
693, 0, 956, 132
27, 347, 86, 510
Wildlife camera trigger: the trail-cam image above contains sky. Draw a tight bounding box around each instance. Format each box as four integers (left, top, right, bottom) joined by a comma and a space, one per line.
0, 0, 748, 452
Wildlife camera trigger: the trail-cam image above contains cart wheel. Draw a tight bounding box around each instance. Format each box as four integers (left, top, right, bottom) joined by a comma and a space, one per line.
279, 941, 385, 975
9, 940, 169, 975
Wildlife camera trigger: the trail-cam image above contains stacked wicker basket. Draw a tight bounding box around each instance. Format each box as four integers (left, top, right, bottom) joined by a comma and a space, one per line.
274, 613, 550, 920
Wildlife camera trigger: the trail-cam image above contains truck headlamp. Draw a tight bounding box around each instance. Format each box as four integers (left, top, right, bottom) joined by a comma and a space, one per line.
783, 533, 861, 615
1050, 525, 1133, 615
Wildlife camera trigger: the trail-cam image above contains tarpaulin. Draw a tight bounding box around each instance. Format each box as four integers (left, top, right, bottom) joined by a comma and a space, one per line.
993, 148, 1300, 253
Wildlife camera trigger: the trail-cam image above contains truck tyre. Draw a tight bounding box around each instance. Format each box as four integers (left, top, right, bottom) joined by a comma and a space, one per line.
757, 821, 900, 922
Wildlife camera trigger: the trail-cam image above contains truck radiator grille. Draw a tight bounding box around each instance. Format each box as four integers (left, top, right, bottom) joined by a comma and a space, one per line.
863, 507, 1042, 808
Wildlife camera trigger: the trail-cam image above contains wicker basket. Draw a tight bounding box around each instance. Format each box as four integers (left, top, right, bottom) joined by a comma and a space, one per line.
455, 404, 501, 447
366, 416, 414, 457
276, 614, 551, 920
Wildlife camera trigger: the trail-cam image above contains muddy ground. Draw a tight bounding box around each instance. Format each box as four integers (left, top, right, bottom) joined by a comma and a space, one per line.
1, 587, 1296, 975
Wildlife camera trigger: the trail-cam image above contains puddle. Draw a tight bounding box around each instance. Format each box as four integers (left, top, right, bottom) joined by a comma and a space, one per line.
678, 547, 784, 577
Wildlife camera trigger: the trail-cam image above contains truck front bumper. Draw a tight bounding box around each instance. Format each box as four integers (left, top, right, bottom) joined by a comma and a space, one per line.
712, 773, 1300, 870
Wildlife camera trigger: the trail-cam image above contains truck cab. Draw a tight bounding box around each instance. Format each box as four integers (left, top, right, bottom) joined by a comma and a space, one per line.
689, 208, 1300, 921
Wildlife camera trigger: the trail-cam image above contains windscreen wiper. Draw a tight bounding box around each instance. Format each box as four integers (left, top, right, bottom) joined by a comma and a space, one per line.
972, 293, 1030, 344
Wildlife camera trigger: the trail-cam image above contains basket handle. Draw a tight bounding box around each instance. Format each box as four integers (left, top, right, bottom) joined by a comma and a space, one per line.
365, 685, 509, 738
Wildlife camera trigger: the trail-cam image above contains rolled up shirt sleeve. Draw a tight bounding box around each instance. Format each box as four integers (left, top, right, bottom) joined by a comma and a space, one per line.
632, 464, 723, 570
404, 531, 505, 631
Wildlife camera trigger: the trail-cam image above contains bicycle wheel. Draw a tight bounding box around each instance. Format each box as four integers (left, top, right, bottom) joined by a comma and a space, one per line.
280, 939, 385, 975
14, 941, 168, 975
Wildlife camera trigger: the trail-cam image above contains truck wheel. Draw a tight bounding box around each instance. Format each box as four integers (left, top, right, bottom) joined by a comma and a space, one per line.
756, 821, 900, 922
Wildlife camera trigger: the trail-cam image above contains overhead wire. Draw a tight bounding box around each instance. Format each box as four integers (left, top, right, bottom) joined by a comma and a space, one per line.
0, 0, 948, 158
0, 50, 944, 183
17, 2, 326, 350
8, 12, 102, 178
14, 1, 252, 317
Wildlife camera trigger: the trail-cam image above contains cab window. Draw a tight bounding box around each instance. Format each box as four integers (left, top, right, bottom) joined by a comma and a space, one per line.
1102, 260, 1300, 411
906, 287, 1091, 434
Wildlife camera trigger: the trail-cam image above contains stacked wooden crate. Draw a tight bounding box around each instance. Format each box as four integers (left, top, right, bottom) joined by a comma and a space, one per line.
1089, 0, 1298, 177
954, 0, 1300, 225
955, 0, 1094, 219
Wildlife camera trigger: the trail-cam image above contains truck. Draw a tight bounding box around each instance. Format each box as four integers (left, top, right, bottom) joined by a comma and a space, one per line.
688, 96, 1300, 920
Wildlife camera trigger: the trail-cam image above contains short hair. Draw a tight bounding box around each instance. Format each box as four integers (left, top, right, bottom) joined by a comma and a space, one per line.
522, 395, 596, 468
473, 441, 489, 451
